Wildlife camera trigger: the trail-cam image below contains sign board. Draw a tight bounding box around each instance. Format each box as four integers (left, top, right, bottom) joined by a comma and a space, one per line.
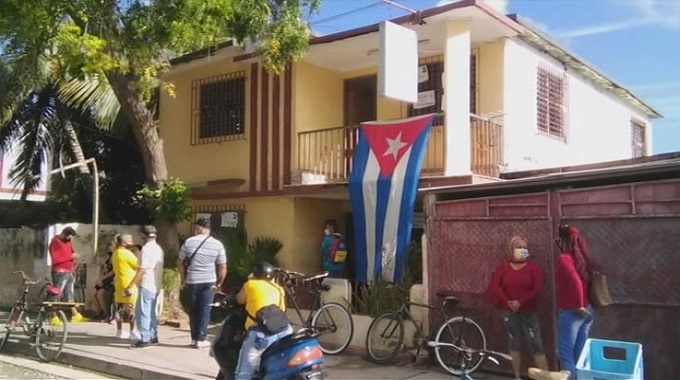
378, 21, 418, 103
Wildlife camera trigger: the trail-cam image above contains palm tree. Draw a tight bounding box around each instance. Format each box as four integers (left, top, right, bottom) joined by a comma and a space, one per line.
0, 55, 96, 201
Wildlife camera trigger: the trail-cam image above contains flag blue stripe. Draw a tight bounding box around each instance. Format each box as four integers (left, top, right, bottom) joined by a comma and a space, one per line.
374, 174, 393, 280
394, 121, 432, 282
348, 131, 371, 282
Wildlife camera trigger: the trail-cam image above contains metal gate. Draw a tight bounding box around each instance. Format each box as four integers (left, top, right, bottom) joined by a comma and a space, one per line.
426, 178, 680, 379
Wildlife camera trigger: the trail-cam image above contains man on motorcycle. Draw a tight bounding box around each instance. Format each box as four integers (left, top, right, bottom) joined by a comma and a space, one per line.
235, 262, 294, 380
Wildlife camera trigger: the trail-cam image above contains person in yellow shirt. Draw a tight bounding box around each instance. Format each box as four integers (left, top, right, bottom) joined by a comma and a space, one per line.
234, 262, 293, 380
112, 234, 139, 340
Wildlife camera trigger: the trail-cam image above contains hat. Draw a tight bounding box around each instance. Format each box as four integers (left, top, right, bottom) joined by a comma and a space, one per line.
61, 227, 77, 236
195, 216, 211, 228
141, 225, 157, 237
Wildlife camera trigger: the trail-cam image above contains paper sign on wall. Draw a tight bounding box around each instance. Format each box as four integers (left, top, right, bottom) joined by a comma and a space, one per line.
418, 66, 429, 83
221, 212, 239, 228
413, 90, 436, 109
196, 213, 211, 222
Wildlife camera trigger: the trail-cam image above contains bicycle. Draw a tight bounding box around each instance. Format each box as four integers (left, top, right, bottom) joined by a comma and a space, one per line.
276, 269, 354, 355
0, 270, 77, 362
365, 285, 490, 377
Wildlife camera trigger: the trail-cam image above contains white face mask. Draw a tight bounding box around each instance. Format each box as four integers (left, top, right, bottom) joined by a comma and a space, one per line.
324, 229, 331, 236
513, 248, 530, 261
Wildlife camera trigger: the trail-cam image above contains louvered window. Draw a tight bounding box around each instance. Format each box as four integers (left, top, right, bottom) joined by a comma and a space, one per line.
631, 119, 647, 157
537, 65, 568, 141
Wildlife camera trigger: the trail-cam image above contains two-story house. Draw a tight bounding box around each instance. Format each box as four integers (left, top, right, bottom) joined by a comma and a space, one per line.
159, 0, 660, 273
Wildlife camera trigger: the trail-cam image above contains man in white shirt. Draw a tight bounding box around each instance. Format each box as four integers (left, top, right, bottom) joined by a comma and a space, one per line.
127, 225, 164, 349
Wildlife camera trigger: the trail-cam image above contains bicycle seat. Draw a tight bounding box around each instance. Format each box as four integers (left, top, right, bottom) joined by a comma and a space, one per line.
436, 291, 459, 305
44, 284, 62, 296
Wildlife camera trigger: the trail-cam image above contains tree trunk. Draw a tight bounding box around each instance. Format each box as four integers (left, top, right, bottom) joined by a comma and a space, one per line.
105, 71, 180, 259
104, 71, 169, 188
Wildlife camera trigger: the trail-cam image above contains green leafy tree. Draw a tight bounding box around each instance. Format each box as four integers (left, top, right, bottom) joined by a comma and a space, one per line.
1, 0, 321, 253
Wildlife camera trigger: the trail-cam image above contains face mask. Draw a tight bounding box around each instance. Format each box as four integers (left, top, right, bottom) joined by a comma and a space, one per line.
513, 248, 529, 261
324, 229, 331, 236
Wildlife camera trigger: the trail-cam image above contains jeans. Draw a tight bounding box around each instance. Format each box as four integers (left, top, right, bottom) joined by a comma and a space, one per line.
558, 306, 594, 380
136, 287, 159, 342
51, 271, 75, 301
235, 325, 294, 380
187, 283, 214, 342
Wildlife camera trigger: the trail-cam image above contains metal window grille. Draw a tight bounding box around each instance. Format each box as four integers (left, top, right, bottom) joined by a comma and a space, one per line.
191, 204, 246, 232
631, 119, 647, 157
191, 71, 246, 145
408, 54, 478, 125
537, 65, 568, 142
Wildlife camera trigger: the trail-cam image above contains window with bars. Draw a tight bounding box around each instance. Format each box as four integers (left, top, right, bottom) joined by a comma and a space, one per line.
191, 204, 246, 234
408, 55, 478, 125
536, 65, 568, 141
191, 71, 246, 144
631, 119, 647, 157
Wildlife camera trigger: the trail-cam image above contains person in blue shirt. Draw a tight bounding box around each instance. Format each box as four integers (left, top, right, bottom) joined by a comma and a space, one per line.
320, 220, 346, 278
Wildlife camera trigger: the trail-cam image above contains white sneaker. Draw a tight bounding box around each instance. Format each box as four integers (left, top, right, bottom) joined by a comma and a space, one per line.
117, 330, 130, 340
130, 330, 141, 341
195, 340, 211, 349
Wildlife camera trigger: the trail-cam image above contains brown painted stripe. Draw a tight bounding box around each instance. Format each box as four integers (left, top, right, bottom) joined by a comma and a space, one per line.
249, 63, 259, 192
283, 65, 293, 186
272, 74, 281, 190
260, 67, 270, 191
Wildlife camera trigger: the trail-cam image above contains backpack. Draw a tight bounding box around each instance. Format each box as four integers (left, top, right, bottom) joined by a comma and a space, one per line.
328, 234, 348, 264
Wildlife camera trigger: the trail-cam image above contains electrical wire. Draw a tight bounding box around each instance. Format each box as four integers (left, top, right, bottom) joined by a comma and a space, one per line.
311, 1, 383, 25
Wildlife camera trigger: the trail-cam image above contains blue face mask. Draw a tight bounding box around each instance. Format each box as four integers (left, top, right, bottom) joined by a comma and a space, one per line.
513, 248, 530, 261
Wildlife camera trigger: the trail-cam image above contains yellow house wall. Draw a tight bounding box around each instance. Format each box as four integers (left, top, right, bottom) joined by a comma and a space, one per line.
475, 39, 505, 115
290, 197, 351, 274
160, 57, 253, 186
186, 196, 351, 275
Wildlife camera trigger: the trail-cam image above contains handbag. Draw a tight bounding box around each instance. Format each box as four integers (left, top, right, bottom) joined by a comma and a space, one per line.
589, 271, 613, 308
247, 281, 290, 335
183, 236, 211, 269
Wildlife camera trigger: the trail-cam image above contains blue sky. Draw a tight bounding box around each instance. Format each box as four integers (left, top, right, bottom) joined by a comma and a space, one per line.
308, 0, 680, 154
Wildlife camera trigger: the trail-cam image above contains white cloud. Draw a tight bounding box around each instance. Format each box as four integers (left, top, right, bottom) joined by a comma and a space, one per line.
556, 0, 680, 39
437, 0, 508, 14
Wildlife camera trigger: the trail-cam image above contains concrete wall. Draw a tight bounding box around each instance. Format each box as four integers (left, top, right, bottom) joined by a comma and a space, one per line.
502, 38, 653, 172
0, 223, 142, 310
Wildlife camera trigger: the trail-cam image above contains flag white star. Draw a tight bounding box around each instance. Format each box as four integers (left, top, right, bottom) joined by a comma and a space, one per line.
383, 132, 408, 159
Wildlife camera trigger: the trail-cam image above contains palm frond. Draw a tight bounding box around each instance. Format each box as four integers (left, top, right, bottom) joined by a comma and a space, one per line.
58, 76, 121, 131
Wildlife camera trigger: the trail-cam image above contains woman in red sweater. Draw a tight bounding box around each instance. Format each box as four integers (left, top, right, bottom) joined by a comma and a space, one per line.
556, 225, 598, 379
488, 236, 549, 380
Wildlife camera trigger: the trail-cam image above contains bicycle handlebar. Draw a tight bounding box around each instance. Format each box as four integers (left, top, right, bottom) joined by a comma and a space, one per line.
12, 270, 40, 285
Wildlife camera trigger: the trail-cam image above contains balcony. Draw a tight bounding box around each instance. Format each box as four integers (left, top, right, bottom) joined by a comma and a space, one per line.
295, 114, 503, 185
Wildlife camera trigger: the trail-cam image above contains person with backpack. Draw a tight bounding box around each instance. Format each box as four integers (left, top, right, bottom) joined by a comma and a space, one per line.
320, 220, 347, 278
235, 262, 293, 380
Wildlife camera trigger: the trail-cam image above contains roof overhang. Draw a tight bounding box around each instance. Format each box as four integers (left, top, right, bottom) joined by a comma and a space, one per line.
508, 14, 662, 119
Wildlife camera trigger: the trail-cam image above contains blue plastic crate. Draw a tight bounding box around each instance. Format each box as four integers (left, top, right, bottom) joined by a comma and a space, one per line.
576, 338, 643, 380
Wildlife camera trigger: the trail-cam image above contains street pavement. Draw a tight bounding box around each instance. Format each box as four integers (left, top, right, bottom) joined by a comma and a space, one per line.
0, 312, 508, 379
0, 354, 116, 379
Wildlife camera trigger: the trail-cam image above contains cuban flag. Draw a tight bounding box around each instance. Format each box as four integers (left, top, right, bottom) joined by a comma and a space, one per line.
349, 114, 434, 283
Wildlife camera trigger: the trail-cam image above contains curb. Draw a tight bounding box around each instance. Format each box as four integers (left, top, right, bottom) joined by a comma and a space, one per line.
2, 340, 211, 380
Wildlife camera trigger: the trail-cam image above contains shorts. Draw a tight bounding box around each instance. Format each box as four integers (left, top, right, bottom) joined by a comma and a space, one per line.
502, 311, 545, 355
117, 302, 135, 323
51, 271, 75, 301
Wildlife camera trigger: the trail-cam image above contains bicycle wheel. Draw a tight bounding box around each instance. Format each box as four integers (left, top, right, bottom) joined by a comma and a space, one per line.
35, 310, 68, 362
311, 302, 354, 355
0, 329, 10, 352
365, 311, 404, 364
434, 316, 487, 376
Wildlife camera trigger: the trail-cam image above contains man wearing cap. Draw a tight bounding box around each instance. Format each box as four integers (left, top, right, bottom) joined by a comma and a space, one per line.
49, 226, 85, 323
127, 225, 164, 349
177, 216, 227, 349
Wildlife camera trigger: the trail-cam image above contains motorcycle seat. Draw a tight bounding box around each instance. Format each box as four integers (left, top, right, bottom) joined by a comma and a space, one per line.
262, 330, 312, 357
